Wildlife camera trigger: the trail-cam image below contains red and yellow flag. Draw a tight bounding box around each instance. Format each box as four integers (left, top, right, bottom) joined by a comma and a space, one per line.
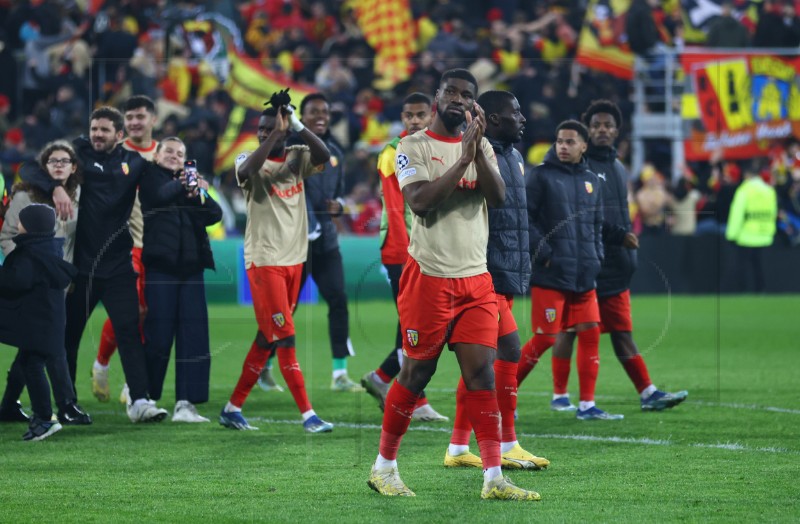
576, 0, 634, 80
354, 0, 417, 90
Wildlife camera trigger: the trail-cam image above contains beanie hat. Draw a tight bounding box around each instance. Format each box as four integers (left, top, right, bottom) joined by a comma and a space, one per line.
18, 204, 56, 236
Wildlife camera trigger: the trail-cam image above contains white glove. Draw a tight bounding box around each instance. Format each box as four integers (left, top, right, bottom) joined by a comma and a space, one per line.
285, 105, 305, 133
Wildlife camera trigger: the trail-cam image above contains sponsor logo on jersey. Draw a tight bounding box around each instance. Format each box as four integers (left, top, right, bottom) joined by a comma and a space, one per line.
272, 312, 286, 327
406, 329, 419, 347
457, 178, 478, 190
585, 181, 594, 194
545, 308, 557, 323
121, 162, 129, 175
596, 172, 607, 181
269, 181, 304, 198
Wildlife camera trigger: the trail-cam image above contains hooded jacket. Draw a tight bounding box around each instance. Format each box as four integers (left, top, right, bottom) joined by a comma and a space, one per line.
0, 233, 76, 350
527, 147, 603, 293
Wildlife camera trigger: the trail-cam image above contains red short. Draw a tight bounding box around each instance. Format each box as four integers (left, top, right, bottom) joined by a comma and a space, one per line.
530, 287, 600, 335
397, 257, 498, 360
497, 293, 518, 338
598, 289, 633, 333
132, 246, 146, 308
247, 263, 303, 341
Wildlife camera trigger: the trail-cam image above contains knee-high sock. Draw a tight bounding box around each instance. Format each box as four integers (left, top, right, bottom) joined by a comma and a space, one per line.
229, 339, 270, 407
464, 390, 501, 469
552, 356, 572, 395
379, 382, 420, 460
96, 318, 117, 366
620, 354, 652, 394
494, 359, 518, 444
577, 326, 601, 402
277, 347, 312, 414
449, 378, 471, 445
517, 335, 555, 385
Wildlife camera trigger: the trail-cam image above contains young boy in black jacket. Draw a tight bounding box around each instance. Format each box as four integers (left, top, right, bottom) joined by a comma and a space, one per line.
0, 204, 76, 440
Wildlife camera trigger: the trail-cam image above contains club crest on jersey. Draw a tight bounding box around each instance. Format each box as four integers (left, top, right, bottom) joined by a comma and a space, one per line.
406, 329, 419, 347
585, 181, 593, 194
545, 308, 557, 323
272, 312, 286, 328
330, 155, 339, 167
121, 162, 130, 175
396, 153, 410, 171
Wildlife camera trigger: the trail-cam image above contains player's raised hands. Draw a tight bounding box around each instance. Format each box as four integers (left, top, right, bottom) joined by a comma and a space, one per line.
461, 111, 480, 162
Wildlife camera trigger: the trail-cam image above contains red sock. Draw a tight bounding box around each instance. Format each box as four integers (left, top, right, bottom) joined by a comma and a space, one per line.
620, 354, 652, 394
96, 318, 117, 366
229, 339, 270, 407
464, 390, 501, 469
277, 347, 312, 414
449, 378, 471, 445
577, 326, 601, 402
494, 359, 518, 443
552, 356, 572, 395
414, 397, 429, 409
379, 382, 419, 460
375, 368, 393, 384
517, 335, 555, 386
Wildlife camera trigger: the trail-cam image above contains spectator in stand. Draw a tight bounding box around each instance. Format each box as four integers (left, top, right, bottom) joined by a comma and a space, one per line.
635, 164, 672, 235
706, 0, 751, 48
671, 172, 702, 235
754, 0, 800, 47
777, 168, 800, 245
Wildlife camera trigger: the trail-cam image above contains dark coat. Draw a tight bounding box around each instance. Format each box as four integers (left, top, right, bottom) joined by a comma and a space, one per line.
486, 136, 530, 296
626, 0, 659, 56
0, 233, 76, 351
138, 162, 222, 276
585, 144, 638, 297
527, 147, 604, 293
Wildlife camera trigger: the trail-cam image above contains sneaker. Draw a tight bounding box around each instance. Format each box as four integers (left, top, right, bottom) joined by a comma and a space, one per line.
57, 402, 92, 425
443, 449, 482, 468
550, 397, 577, 412
331, 373, 365, 392
257, 367, 284, 392
0, 401, 31, 423
126, 399, 168, 423
219, 409, 258, 430
576, 406, 624, 420
480, 475, 541, 501
119, 384, 130, 405
641, 390, 688, 411
22, 417, 63, 441
91, 366, 110, 402
361, 371, 390, 410
411, 403, 449, 422
367, 464, 415, 497
303, 414, 333, 433
501, 444, 550, 470
172, 401, 210, 423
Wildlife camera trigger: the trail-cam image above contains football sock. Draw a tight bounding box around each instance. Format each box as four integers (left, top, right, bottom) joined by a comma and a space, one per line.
301, 409, 316, 422
414, 397, 429, 409
500, 441, 518, 454
378, 382, 419, 460
577, 326, 601, 402
375, 453, 397, 469
278, 347, 312, 413
224, 401, 241, 413
448, 444, 470, 456
229, 339, 270, 407
377, 348, 402, 379
332, 357, 347, 379
96, 318, 117, 366
640, 384, 658, 399
494, 359, 518, 444
517, 334, 555, 385
450, 378, 471, 446
92, 361, 108, 372
620, 354, 653, 394
579, 401, 596, 411
375, 368, 393, 384
552, 357, 572, 395
484, 466, 502, 483
464, 389, 501, 470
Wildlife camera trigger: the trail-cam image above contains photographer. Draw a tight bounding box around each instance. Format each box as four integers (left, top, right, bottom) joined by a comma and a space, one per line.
138, 137, 222, 423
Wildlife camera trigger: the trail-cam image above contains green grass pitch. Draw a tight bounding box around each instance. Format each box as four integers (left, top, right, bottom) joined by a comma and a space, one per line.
1, 295, 798, 522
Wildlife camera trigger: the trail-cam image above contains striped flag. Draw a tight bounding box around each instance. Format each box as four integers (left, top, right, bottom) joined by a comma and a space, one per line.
354, 0, 417, 90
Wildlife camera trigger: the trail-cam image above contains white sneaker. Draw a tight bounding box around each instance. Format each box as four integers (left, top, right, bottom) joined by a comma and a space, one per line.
411, 403, 449, 422
119, 384, 130, 405
127, 399, 168, 423
172, 401, 210, 423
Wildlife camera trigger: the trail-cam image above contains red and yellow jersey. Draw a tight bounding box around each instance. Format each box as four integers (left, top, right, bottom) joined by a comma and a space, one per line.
378, 131, 413, 265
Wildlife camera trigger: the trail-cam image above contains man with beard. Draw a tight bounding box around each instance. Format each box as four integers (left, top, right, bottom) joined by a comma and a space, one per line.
444, 90, 550, 471
367, 70, 541, 501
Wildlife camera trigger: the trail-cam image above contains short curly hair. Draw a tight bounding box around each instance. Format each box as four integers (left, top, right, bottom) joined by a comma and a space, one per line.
581, 99, 623, 130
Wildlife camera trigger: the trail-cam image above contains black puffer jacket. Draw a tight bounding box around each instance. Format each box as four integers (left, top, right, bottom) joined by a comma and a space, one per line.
486, 137, 530, 296
0, 233, 76, 351
585, 144, 638, 297
527, 147, 603, 293
138, 162, 222, 276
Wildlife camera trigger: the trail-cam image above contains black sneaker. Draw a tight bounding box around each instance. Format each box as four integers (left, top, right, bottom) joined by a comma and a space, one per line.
0, 401, 31, 423
57, 402, 93, 425
22, 417, 63, 441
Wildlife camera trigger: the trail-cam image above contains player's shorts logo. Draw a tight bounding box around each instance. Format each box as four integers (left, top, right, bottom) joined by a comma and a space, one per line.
545, 308, 557, 323
585, 181, 593, 193
272, 312, 286, 328
396, 153, 410, 171
406, 329, 419, 347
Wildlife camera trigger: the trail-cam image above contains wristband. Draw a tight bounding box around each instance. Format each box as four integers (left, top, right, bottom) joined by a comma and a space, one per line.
289, 114, 305, 133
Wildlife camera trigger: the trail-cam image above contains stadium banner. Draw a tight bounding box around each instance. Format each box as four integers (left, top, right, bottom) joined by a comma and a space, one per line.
575, 0, 634, 80
680, 51, 800, 161
354, 0, 417, 90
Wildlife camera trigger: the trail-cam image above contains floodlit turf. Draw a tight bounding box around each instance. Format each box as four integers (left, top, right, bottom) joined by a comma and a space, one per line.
1, 295, 798, 522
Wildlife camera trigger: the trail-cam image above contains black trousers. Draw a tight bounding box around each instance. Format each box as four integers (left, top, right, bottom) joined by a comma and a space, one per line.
17, 347, 52, 420
734, 245, 766, 293
65, 273, 150, 401
299, 247, 352, 359
143, 270, 211, 404
2, 349, 76, 411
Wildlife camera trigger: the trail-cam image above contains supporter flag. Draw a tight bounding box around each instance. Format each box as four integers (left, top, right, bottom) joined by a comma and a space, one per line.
214, 50, 315, 174
576, 0, 634, 80
354, 0, 417, 90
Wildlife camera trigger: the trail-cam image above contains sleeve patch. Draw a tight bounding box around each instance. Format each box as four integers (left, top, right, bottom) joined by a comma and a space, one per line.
396, 153, 410, 171
398, 167, 417, 181
235, 152, 249, 167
